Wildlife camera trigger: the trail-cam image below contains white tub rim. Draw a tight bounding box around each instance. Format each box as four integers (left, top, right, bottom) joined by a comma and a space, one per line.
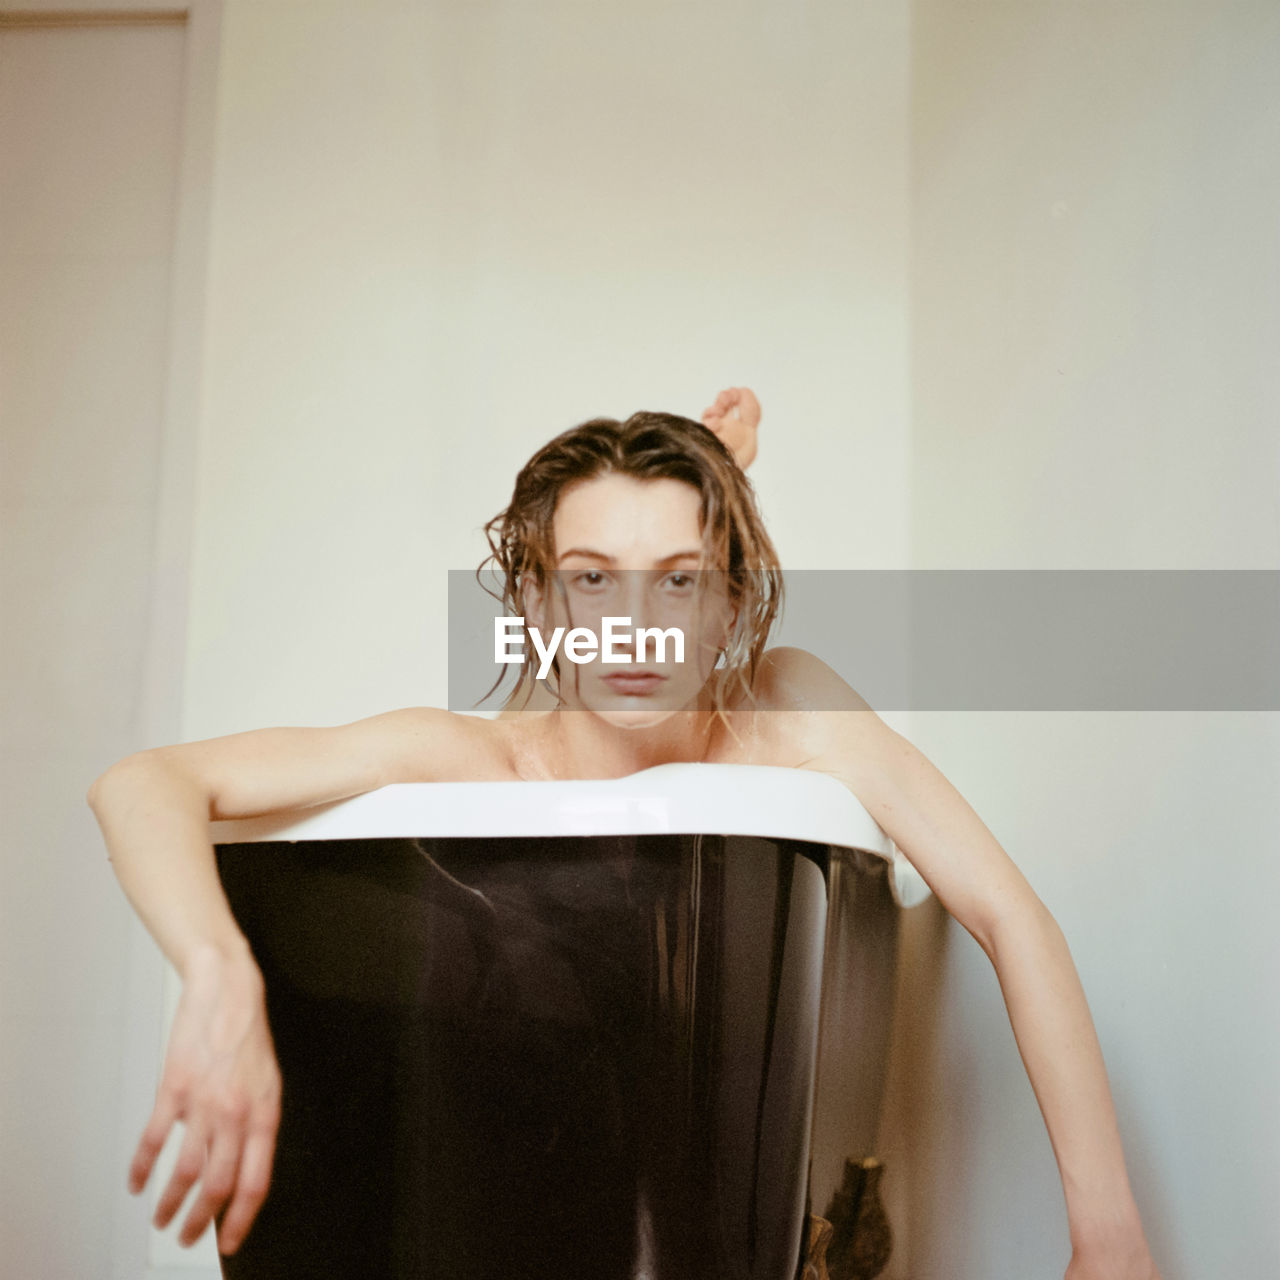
209, 762, 931, 908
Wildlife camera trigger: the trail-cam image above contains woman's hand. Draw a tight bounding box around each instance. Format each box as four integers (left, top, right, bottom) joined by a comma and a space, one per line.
700, 385, 761, 469
129, 942, 282, 1255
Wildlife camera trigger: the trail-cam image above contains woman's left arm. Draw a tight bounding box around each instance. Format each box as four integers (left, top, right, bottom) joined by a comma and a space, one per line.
760, 650, 1164, 1280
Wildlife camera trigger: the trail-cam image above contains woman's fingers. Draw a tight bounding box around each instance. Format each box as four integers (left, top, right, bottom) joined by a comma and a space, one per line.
134, 1064, 279, 1252
216, 1115, 280, 1255
726, 386, 760, 425
699, 386, 761, 469
702, 386, 738, 424
702, 387, 761, 433
153, 1112, 209, 1230
129, 948, 280, 1250
129, 1085, 181, 1194
177, 1125, 243, 1248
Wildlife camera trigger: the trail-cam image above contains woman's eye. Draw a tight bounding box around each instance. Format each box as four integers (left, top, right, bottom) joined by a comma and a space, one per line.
573, 570, 608, 588
664, 572, 695, 590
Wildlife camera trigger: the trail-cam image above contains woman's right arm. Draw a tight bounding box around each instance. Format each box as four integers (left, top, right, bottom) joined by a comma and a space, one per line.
86, 706, 474, 1256
87, 707, 462, 974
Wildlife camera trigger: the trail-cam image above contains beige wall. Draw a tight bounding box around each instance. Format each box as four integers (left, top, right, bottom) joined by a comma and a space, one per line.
878, 3, 1279, 1277
0, 13, 201, 1280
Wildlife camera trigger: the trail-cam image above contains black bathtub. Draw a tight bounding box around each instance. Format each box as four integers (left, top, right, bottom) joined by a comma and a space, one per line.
210, 763, 929, 1280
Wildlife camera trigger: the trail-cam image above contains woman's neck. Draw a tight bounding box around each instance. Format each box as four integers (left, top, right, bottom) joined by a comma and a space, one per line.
527, 701, 719, 781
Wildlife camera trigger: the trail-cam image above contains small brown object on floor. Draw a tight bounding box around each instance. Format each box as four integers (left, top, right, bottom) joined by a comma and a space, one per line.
804, 1213, 834, 1280
823, 1156, 893, 1280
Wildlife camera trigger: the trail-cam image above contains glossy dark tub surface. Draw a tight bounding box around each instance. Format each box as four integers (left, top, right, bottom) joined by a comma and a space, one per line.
208, 764, 926, 1280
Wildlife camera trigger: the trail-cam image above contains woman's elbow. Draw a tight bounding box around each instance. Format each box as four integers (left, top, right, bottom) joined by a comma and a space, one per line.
86, 750, 169, 810
981, 888, 1061, 962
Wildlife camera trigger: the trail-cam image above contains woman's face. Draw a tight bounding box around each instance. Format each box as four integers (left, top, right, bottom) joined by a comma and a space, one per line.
531, 472, 733, 729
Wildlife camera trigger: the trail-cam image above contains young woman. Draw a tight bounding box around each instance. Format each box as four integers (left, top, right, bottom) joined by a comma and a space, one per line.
88, 395, 1163, 1279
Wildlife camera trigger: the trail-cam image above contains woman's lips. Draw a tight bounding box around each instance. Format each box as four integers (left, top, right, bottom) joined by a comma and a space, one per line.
602, 673, 668, 695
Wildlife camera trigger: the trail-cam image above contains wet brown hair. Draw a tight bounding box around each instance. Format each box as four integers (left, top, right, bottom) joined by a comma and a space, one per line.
478, 411, 783, 722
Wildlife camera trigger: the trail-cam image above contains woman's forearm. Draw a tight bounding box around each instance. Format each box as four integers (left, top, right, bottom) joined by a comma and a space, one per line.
87, 755, 254, 980
987, 902, 1146, 1252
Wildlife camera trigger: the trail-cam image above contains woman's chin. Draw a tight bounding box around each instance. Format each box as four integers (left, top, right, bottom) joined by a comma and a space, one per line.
589, 703, 679, 730
559, 678, 713, 729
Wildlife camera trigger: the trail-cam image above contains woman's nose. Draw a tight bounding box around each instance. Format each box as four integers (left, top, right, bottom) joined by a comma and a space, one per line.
601, 574, 641, 657
624, 572, 668, 639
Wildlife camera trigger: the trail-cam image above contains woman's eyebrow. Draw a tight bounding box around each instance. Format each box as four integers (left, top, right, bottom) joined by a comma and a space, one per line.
555, 548, 703, 566
556, 548, 614, 564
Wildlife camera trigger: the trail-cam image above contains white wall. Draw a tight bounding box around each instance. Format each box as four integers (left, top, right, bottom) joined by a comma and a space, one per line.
185, 0, 910, 744
876, 3, 1280, 1277
16, 0, 1271, 1275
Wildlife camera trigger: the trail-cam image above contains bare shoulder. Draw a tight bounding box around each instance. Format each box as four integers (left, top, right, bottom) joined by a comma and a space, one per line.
350, 706, 516, 784
738, 649, 1042, 944
725, 647, 896, 778
750, 646, 876, 713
